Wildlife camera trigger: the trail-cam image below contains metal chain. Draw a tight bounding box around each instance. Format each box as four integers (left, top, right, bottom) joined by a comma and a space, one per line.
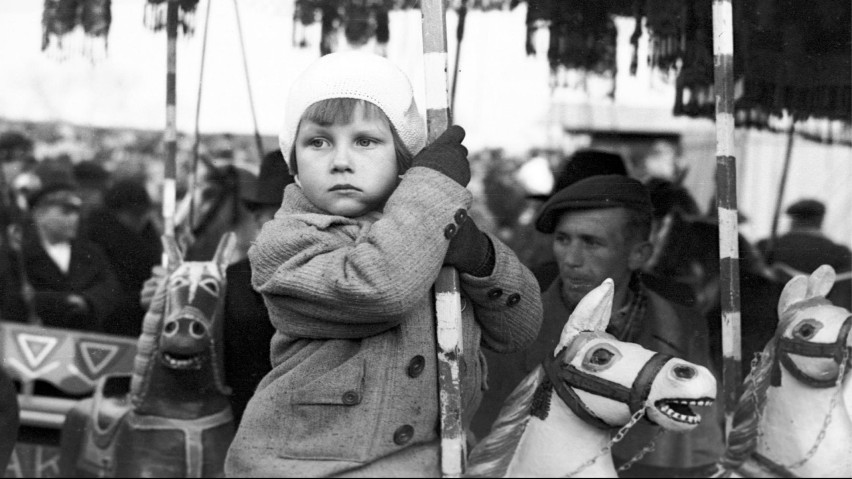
785, 348, 848, 470
617, 427, 666, 472
757, 348, 849, 469
562, 407, 647, 478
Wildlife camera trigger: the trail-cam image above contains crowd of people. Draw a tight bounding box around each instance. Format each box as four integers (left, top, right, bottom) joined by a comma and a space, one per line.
1, 50, 851, 477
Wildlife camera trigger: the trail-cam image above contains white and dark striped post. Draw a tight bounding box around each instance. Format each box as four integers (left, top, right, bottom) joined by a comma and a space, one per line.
712, 0, 742, 440
421, 0, 466, 476
163, 0, 179, 255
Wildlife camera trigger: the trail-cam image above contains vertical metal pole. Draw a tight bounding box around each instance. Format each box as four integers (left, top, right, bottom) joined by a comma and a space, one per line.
765, 125, 796, 264
163, 0, 179, 252
421, 0, 465, 476
190, 0, 214, 229
712, 0, 742, 441
232, 0, 265, 160
450, 0, 468, 113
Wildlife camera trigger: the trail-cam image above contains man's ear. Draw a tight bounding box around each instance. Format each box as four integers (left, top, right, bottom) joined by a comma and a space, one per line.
628, 240, 654, 271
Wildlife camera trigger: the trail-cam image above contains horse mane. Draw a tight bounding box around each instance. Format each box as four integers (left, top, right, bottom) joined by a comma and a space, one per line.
721, 333, 779, 470
467, 367, 546, 478
130, 275, 168, 406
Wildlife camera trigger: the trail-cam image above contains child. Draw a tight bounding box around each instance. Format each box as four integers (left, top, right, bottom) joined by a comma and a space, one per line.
225, 51, 542, 477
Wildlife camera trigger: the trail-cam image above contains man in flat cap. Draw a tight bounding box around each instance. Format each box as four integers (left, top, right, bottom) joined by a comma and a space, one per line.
758, 198, 852, 308
473, 175, 723, 477
4, 180, 123, 330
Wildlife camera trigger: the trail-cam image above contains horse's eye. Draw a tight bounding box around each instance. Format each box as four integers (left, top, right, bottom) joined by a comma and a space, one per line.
794, 321, 819, 340
200, 278, 220, 296
590, 348, 614, 365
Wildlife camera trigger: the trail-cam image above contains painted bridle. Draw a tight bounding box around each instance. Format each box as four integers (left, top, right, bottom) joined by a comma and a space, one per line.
770, 315, 852, 388
540, 345, 674, 430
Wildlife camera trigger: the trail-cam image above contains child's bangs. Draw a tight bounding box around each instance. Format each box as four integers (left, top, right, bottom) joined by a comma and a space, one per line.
302, 98, 386, 126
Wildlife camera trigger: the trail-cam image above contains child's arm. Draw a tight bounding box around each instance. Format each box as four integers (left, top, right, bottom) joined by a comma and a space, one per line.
250, 167, 472, 339
456, 233, 543, 354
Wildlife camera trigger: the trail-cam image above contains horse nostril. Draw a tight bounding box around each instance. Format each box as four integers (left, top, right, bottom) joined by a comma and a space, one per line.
674, 365, 696, 380
164, 321, 178, 335
190, 321, 207, 338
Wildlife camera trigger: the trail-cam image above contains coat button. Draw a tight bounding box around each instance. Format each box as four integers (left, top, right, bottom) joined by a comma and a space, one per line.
454, 209, 468, 224
444, 224, 457, 239
487, 288, 503, 300
341, 390, 361, 405
393, 425, 414, 445
407, 355, 426, 378
506, 293, 521, 306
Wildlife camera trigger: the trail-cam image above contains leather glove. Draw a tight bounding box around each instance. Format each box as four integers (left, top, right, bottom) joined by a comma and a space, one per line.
444, 216, 494, 277
411, 125, 470, 187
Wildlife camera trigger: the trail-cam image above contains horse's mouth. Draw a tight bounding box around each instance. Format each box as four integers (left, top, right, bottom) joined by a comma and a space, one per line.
654, 398, 714, 425
161, 352, 203, 370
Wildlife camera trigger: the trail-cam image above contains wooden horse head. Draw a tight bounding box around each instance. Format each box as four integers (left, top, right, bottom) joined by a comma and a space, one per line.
721, 265, 852, 477
467, 279, 717, 477
130, 232, 236, 419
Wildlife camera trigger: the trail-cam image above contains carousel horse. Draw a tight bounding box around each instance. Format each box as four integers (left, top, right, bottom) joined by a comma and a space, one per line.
0, 368, 19, 473
466, 279, 718, 478
58, 233, 237, 477
647, 210, 782, 378
714, 265, 852, 478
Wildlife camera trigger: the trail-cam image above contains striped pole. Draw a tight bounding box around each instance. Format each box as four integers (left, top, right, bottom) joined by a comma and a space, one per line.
163, 0, 179, 253
421, 0, 465, 476
712, 0, 742, 441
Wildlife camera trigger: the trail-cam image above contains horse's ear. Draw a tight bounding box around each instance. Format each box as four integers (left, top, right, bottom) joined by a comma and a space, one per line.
554, 279, 614, 355
212, 232, 237, 273
806, 265, 835, 299
778, 275, 808, 320
161, 235, 183, 270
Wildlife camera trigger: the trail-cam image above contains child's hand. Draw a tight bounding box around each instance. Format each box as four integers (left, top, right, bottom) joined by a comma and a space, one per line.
411, 125, 470, 186
444, 216, 494, 277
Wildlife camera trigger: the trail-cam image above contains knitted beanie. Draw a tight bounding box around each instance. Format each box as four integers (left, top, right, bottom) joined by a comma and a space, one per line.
279, 51, 427, 172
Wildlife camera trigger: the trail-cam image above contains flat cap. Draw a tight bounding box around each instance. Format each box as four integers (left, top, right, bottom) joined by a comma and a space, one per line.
535, 174, 652, 233
786, 198, 825, 220
240, 150, 295, 207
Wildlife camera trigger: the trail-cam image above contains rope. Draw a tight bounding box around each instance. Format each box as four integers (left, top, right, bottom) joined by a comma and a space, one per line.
190, 0, 214, 228
232, 0, 265, 160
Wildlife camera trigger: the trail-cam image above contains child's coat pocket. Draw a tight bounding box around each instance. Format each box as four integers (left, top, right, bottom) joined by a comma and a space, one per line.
279, 357, 373, 462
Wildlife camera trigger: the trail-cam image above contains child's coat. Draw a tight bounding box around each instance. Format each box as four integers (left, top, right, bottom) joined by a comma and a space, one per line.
225, 167, 543, 477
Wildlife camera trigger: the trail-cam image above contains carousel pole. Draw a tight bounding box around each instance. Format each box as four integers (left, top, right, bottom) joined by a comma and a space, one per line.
421, 0, 465, 476
765, 125, 796, 264
712, 0, 742, 440
163, 0, 179, 264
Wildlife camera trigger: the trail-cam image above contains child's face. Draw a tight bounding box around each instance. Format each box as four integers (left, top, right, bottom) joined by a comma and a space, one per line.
294, 103, 399, 217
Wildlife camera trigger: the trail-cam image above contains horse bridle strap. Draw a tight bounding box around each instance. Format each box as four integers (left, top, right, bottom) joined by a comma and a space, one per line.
543, 350, 673, 430
771, 316, 852, 388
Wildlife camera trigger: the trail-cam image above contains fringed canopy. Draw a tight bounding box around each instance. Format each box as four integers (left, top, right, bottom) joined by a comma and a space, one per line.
144, 0, 201, 35
521, 0, 851, 144
41, 0, 111, 59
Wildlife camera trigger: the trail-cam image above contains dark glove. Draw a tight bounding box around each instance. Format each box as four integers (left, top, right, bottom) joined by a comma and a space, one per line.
411, 125, 470, 186
444, 216, 494, 277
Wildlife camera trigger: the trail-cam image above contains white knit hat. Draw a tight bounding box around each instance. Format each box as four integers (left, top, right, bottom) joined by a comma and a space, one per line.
279, 51, 427, 171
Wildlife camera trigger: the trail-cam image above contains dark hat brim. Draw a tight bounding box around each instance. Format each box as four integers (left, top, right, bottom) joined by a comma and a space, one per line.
534, 174, 652, 234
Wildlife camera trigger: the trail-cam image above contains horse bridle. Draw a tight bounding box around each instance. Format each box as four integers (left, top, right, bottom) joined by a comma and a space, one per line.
770, 315, 852, 388
542, 347, 673, 429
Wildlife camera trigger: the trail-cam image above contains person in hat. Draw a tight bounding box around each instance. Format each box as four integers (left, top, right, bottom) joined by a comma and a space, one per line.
225, 51, 542, 477
222, 151, 294, 424
84, 179, 161, 336
757, 198, 851, 308
472, 175, 723, 477
8, 181, 123, 331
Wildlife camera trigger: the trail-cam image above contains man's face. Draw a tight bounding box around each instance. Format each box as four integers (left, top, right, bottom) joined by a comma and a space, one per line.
552, 208, 637, 308
34, 203, 80, 243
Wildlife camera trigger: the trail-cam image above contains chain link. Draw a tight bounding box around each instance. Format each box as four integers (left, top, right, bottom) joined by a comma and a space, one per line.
617, 427, 666, 472
562, 407, 647, 478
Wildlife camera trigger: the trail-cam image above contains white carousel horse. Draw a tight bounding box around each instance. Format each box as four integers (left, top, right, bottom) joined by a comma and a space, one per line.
716, 265, 852, 478
467, 279, 717, 478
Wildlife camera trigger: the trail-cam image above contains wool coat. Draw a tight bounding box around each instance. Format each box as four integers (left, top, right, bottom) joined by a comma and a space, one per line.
225, 167, 543, 477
